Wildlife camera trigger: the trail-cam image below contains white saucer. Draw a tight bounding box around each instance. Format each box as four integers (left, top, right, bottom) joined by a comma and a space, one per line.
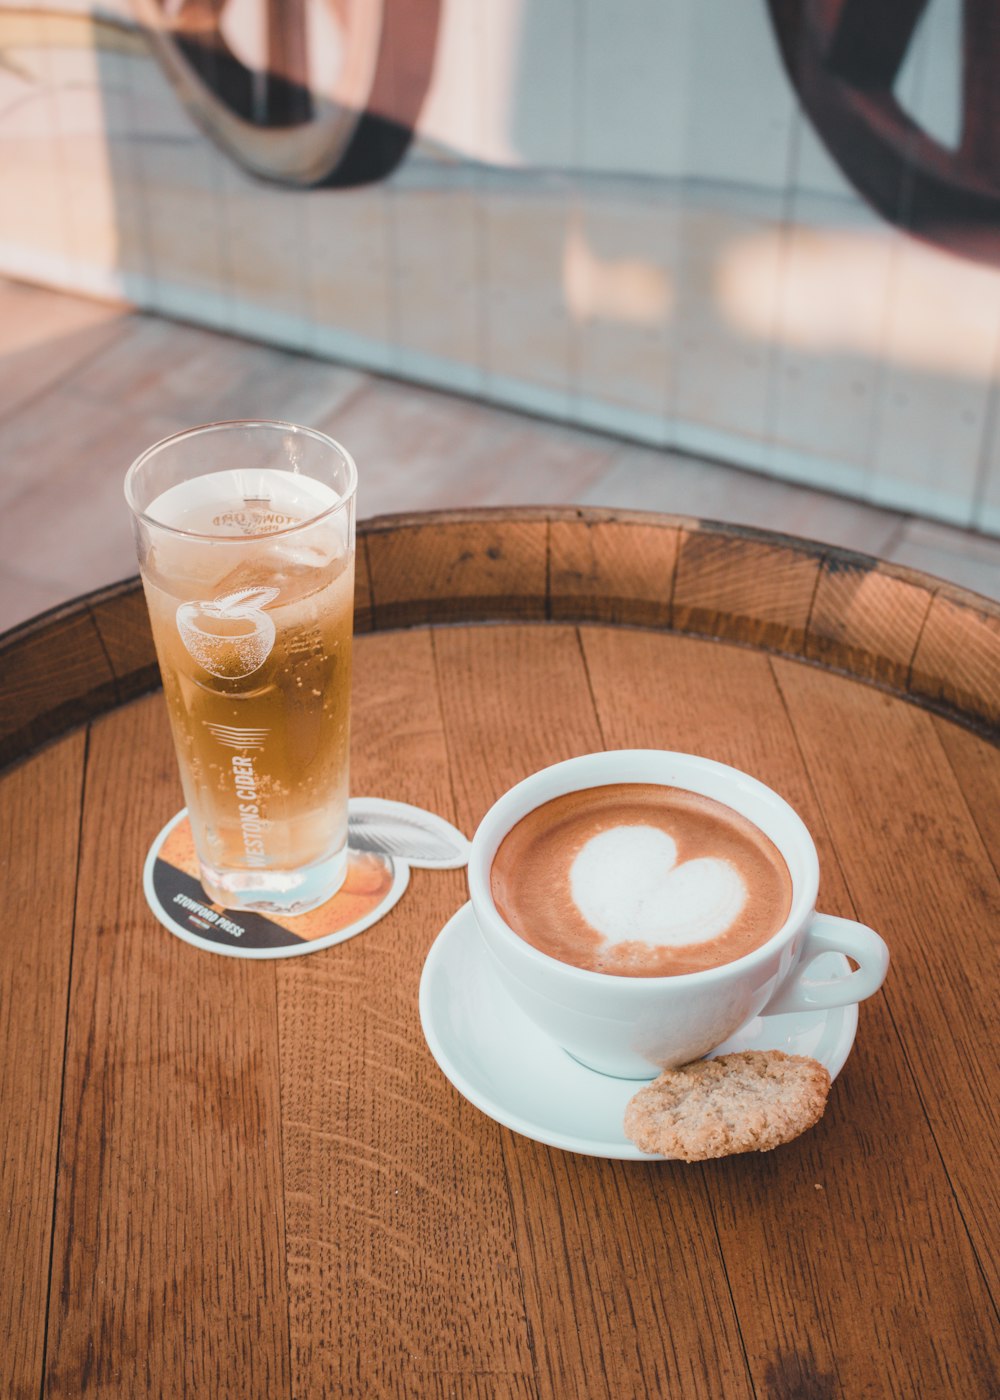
419, 902, 859, 1160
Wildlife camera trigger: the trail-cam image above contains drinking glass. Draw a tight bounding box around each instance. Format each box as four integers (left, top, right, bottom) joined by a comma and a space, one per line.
125, 420, 357, 915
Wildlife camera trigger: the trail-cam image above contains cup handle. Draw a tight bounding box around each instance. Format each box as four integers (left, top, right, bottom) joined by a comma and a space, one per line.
760, 913, 889, 1015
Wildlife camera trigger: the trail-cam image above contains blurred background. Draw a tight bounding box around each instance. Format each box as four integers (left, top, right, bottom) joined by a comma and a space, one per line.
2, 0, 1000, 632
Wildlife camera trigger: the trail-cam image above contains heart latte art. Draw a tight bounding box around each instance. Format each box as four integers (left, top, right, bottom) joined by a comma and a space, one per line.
491, 784, 793, 976
570, 826, 746, 947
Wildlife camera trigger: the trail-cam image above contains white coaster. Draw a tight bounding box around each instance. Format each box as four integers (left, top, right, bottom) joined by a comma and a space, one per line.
144, 798, 470, 959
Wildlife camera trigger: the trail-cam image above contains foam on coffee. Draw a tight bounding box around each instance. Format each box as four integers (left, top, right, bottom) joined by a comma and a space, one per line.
490, 783, 792, 976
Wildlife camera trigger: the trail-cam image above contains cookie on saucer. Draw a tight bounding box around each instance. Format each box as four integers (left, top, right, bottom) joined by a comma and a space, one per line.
624, 1049, 831, 1161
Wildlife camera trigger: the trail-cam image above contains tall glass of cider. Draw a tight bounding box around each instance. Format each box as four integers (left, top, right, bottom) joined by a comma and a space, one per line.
125, 420, 357, 915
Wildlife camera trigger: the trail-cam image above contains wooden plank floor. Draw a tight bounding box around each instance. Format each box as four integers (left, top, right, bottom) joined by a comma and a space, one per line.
3, 275, 1000, 635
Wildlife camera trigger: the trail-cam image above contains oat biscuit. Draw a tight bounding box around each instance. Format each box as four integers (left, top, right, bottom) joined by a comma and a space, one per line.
624, 1049, 831, 1160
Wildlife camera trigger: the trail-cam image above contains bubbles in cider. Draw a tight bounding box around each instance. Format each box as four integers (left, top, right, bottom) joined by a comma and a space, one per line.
141, 469, 354, 880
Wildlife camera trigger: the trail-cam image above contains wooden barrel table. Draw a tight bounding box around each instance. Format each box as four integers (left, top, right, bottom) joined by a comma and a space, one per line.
2, 508, 998, 1399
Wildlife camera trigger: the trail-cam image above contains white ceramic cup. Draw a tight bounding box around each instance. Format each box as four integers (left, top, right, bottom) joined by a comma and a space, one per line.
468, 750, 889, 1079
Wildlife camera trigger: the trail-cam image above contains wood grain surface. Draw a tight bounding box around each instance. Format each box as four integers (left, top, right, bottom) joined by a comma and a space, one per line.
432, 625, 754, 1399
0, 733, 85, 1400
1, 512, 998, 1398
43, 699, 290, 1400
582, 630, 998, 1396
806, 553, 935, 691
3, 510, 999, 770
548, 515, 679, 627
276, 631, 533, 1398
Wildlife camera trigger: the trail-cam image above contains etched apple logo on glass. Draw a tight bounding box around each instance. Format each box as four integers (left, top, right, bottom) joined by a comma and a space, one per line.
176, 585, 279, 679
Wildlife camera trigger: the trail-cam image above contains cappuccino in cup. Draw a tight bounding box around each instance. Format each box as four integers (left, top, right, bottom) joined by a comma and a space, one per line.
490, 783, 792, 976
469, 752, 889, 1078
